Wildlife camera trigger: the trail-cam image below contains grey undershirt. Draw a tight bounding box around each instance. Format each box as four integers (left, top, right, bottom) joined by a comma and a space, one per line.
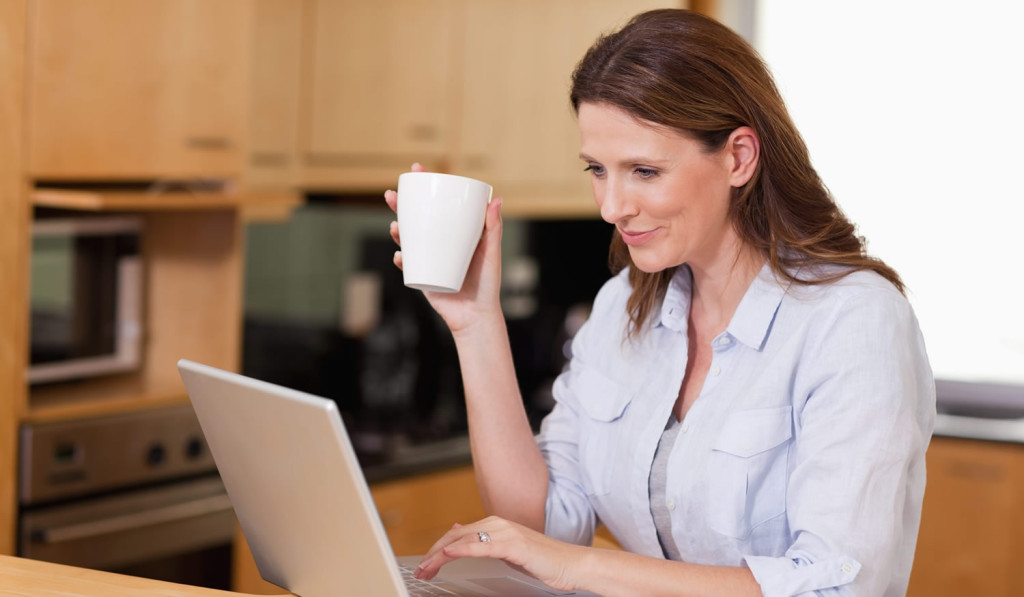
648, 415, 684, 561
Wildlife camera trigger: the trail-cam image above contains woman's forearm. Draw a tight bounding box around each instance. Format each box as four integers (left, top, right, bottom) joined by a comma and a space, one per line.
452, 313, 549, 532
576, 548, 761, 597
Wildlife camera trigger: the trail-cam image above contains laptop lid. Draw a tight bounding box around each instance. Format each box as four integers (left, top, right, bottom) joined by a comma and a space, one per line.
179, 359, 596, 597
178, 359, 406, 597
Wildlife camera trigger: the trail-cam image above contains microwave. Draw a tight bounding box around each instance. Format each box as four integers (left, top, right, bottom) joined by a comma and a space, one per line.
29, 217, 143, 384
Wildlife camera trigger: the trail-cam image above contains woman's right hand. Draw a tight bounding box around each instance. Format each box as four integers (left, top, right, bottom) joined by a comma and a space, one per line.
384, 163, 505, 336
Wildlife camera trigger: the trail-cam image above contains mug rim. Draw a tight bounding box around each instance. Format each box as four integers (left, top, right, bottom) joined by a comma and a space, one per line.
398, 171, 492, 191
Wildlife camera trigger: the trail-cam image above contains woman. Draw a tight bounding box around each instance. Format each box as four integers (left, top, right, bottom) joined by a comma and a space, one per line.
385, 9, 934, 597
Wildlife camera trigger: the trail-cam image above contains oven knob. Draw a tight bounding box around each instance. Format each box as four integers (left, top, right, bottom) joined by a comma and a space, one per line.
146, 443, 166, 467
186, 437, 204, 460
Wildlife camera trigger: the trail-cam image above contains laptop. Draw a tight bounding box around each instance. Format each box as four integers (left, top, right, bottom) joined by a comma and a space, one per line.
178, 359, 597, 597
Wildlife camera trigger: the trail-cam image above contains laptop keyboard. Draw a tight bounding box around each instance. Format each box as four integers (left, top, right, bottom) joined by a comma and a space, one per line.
399, 564, 460, 596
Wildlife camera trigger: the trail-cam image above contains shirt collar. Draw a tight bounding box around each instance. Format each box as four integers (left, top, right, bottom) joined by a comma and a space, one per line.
657, 266, 693, 334
656, 262, 789, 351
727, 262, 790, 351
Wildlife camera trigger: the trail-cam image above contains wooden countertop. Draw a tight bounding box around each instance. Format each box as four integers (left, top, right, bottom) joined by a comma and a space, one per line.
0, 555, 293, 597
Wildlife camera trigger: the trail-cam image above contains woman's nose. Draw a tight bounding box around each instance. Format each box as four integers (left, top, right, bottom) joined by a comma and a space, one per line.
598, 179, 636, 224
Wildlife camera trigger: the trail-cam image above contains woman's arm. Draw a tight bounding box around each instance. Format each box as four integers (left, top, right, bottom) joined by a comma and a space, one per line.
452, 315, 549, 531
385, 171, 549, 530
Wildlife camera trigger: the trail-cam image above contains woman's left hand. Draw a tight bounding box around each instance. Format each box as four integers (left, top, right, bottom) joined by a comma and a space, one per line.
414, 516, 588, 592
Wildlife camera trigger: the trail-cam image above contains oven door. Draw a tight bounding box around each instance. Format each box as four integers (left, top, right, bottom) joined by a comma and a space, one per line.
19, 476, 236, 588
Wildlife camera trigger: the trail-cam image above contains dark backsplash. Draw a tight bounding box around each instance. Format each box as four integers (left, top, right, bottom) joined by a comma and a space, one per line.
242, 204, 614, 466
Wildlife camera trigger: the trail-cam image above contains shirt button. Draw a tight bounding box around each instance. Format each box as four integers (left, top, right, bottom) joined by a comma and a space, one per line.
681, 422, 689, 433
841, 562, 854, 574
711, 365, 721, 376
718, 337, 731, 346
667, 499, 676, 511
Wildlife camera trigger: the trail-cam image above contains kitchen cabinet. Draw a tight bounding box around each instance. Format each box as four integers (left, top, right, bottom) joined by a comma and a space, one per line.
28, 0, 251, 180
0, 0, 30, 557
452, 0, 676, 217
246, 0, 305, 190
908, 436, 1024, 597
301, 0, 456, 191
298, 0, 681, 212
3, 0, 253, 559
232, 464, 486, 594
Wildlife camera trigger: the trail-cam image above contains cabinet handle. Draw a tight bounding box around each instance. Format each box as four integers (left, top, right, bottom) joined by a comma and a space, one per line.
945, 459, 1005, 482
463, 154, 490, 170
185, 136, 232, 150
407, 124, 439, 142
251, 153, 290, 168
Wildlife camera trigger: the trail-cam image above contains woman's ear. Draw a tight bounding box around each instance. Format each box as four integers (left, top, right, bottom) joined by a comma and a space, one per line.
727, 126, 760, 187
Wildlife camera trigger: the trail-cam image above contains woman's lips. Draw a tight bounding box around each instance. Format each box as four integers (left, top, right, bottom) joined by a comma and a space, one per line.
619, 228, 657, 246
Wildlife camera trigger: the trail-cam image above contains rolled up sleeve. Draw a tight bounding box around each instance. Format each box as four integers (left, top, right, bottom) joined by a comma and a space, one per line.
538, 371, 597, 546
537, 310, 604, 545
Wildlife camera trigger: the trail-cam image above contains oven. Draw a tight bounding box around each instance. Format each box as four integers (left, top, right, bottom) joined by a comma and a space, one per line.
18, 404, 236, 589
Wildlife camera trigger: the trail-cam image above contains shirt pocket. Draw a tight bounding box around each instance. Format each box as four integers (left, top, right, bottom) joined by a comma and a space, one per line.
707, 405, 793, 539
574, 367, 633, 496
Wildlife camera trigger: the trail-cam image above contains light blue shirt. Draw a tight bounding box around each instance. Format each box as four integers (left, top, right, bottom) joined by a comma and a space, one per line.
538, 263, 935, 597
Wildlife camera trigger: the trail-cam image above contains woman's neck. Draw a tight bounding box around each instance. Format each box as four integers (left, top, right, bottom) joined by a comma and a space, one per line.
688, 241, 764, 335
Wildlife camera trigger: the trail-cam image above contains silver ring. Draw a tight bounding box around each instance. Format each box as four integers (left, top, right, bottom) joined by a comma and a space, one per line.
477, 531, 491, 543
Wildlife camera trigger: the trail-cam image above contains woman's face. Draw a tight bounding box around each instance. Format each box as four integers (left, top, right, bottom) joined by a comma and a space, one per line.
578, 102, 751, 274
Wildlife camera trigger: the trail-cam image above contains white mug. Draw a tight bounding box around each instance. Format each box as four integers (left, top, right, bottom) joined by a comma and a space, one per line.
396, 172, 493, 293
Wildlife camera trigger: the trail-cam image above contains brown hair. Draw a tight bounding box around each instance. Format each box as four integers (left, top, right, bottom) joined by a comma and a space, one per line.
570, 9, 904, 334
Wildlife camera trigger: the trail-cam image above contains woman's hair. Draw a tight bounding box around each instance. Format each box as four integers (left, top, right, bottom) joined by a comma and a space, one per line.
570, 9, 904, 334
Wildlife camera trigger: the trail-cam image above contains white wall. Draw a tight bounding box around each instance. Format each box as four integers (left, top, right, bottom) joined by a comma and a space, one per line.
754, 1, 1024, 387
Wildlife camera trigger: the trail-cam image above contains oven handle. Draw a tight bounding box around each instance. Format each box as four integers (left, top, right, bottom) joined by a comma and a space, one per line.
32, 494, 235, 545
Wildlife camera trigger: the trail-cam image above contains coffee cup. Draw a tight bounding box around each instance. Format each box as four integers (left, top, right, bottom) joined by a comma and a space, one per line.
396, 172, 493, 293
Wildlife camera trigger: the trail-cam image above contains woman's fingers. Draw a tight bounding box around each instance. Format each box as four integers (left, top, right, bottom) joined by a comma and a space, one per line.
411, 162, 427, 172
416, 533, 490, 580
414, 516, 583, 593
389, 220, 400, 245
415, 523, 468, 579
415, 518, 505, 580
385, 191, 401, 273
485, 197, 503, 244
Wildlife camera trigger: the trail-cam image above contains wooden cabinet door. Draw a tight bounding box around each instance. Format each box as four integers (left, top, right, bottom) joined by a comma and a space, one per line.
246, 0, 305, 188
303, 0, 454, 180
453, 0, 676, 215
908, 438, 1024, 597
28, 0, 250, 180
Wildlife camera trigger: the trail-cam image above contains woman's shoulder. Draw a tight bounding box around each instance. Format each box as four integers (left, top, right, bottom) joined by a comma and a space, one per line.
788, 264, 902, 299
589, 267, 633, 316
785, 266, 914, 325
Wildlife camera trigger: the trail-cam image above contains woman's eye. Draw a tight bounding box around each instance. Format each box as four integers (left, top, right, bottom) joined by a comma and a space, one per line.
635, 167, 658, 179
583, 164, 605, 176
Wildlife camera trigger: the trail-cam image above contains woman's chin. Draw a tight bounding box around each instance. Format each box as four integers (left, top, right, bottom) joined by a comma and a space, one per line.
627, 251, 677, 274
